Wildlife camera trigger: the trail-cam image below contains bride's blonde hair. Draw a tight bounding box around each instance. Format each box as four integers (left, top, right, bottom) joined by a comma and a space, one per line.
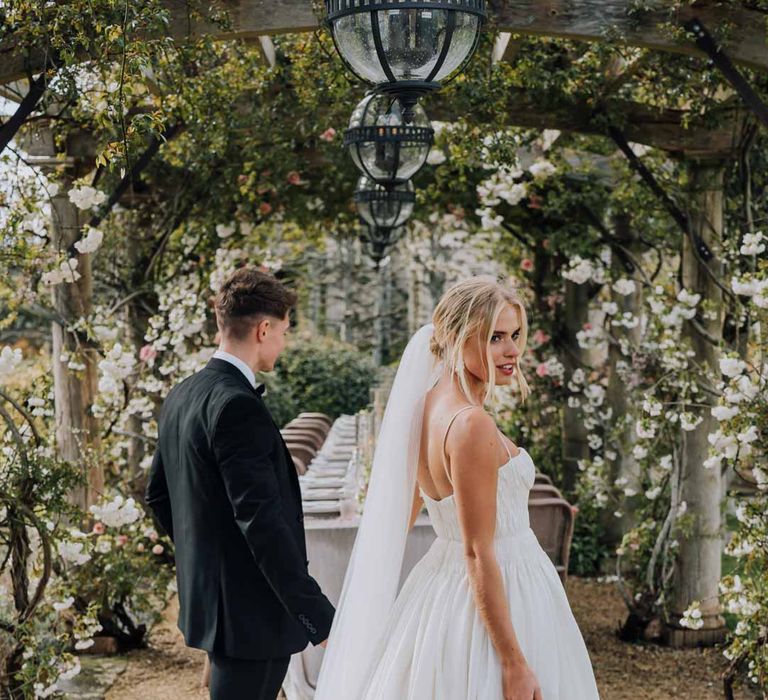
430, 275, 530, 407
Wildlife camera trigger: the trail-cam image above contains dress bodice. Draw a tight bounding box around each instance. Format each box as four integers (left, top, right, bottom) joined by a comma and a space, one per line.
419, 447, 536, 542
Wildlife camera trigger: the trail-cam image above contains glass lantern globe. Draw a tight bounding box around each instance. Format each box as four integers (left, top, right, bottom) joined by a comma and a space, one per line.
344, 93, 434, 184
325, 0, 486, 100
359, 224, 406, 266
354, 176, 415, 230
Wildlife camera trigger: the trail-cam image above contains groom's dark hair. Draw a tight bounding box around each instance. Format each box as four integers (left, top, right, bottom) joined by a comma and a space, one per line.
214, 267, 297, 341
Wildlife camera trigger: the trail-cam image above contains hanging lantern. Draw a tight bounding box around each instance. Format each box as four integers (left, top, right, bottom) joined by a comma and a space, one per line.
344, 92, 434, 185
325, 0, 486, 108
354, 176, 415, 230
360, 224, 406, 266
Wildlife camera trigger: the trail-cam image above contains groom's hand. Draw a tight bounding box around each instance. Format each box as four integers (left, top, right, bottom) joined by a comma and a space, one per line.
320, 639, 328, 648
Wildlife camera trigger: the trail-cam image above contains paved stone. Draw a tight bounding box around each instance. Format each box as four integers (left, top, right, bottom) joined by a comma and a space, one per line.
60, 656, 128, 700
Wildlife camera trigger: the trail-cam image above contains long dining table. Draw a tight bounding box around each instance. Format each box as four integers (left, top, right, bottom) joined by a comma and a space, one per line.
282, 511, 436, 699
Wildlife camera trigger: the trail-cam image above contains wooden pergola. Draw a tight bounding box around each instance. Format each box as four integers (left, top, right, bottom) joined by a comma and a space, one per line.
2, 0, 764, 653
2, 0, 768, 84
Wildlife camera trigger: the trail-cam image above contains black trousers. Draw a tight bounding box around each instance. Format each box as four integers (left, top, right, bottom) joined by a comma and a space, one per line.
208, 652, 290, 700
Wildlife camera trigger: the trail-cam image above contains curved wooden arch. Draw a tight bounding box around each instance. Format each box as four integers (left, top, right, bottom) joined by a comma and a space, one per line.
1, 0, 767, 85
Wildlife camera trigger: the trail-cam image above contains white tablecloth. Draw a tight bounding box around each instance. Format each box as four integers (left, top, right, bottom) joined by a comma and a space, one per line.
283, 512, 436, 699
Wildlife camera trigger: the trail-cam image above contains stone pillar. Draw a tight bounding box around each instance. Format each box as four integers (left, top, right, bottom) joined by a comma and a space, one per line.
665, 159, 727, 647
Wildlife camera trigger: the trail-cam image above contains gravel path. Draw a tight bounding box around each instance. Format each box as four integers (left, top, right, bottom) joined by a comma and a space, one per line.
106, 578, 755, 699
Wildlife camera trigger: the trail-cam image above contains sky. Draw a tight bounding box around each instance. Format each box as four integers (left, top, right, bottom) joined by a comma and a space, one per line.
0, 96, 15, 116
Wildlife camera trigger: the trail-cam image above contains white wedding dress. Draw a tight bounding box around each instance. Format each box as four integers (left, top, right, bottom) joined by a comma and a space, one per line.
358, 413, 601, 699
313, 325, 599, 700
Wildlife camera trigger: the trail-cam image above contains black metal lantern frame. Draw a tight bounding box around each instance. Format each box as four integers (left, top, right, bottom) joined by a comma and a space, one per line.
344, 122, 434, 184
354, 182, 415, 230
325, 0, 487, 113
359, 224, 406, 266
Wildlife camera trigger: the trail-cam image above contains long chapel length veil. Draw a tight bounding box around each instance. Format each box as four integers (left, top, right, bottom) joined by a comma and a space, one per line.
313, 323, 440, 700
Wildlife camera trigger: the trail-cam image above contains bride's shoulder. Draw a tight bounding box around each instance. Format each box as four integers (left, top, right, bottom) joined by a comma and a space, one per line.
444, 404, 497, 446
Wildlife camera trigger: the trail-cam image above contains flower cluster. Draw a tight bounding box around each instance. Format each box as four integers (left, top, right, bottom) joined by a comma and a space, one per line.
89, 494, 141, 528
0, 346, 23, 379
562, 256, 607, 285
94, 342, 137, 414
68, 185, 107, 211
475, 150, 558, 233
406, 210, 503, 302
41, 258, 81, 286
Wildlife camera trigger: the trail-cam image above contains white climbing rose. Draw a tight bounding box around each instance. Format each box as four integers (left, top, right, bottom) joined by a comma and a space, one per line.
719, 357, 746, 378
528, 159, 556, 180
612, 278, 636, 296
73, 226, 104, 254
426, 148, 447, 165
41, 258, 81, 285
68, 185, 107, 210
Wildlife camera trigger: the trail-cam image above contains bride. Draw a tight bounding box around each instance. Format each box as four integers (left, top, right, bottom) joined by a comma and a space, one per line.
314, 276, 600, 699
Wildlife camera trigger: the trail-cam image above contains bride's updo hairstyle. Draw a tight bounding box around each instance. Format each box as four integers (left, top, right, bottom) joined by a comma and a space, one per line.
430, 275, 530, 407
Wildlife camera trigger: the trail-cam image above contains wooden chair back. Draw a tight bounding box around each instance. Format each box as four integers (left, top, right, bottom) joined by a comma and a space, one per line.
527, 497, 576, 584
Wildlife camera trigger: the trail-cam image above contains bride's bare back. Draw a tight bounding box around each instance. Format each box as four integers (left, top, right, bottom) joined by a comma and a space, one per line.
416, 379, 521, 504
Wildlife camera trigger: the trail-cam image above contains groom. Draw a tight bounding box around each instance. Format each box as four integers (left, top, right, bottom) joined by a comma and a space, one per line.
146, 267, 335, 699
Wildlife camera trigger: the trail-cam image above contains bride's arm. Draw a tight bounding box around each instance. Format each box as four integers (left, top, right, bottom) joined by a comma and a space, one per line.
448, 409, 528, 668
408, 479, 424, 531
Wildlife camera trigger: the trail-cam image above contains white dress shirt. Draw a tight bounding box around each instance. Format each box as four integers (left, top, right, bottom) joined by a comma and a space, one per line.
213, 349, 258, 390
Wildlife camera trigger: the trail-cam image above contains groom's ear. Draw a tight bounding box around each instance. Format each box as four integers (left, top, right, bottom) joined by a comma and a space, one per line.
253, 316, 271, 342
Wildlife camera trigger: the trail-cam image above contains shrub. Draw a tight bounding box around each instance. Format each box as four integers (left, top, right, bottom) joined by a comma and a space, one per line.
273, 333, 375, 419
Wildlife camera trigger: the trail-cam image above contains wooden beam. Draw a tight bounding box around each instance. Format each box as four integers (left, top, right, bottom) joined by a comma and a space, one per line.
431, 89, 744, 157
491, 32, 522, 64
489, 0, 768, 71
257, 36, 276, 68
2, 1, 768, 85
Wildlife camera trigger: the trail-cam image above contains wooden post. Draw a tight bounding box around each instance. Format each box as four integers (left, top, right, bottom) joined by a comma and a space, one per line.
603, 212, 644, 546
665, 159, 727, 647
49, 175, 103, 511
559, 279, 590, 492
22, 124, 103, 510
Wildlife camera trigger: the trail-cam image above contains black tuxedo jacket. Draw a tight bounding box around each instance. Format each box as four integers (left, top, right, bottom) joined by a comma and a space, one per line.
146, 358, 335, 659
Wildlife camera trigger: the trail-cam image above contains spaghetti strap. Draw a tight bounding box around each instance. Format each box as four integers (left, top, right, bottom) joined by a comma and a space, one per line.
441, 405, 479, 470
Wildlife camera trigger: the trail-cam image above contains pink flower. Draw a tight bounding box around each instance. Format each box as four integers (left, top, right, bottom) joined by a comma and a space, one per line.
535, 363, 549, 377
148, 530, 158, 542
116, 535, 128, 547
152, 544, 164, 555
319, 127, 336, 142
92, 522, 105, 535
286, 171, 302, 186
259, 202, 273, 216
136, 543, 145, 553
532, 329, 550, 345
582, 322, 592, 331
139, 344, 156, 362
238, 174, 249, 185
520, 258, 534, 272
